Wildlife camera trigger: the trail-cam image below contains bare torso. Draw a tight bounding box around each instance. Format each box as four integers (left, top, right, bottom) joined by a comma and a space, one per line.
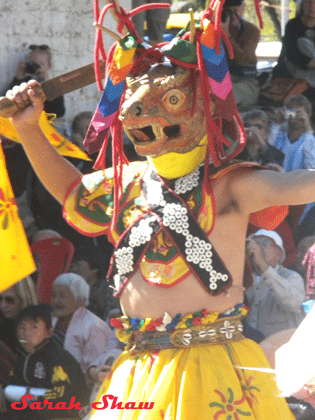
120, 171, 250, 318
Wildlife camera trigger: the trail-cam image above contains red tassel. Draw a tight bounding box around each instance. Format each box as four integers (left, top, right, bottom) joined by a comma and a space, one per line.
254, 0, 264, 29
93, 132, 109, 170
220, 30, 234, 60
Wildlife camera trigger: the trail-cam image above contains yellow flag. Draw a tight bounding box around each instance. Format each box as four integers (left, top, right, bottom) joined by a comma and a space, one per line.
0, 143, 36, 291
0, 112, 91, 161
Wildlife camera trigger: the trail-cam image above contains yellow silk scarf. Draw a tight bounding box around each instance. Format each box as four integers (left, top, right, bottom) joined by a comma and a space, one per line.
148, 135, 207, 179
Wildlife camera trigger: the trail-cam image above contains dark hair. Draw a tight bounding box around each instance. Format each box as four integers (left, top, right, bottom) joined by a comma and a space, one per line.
29, 44, 50, 51
71, 112, 93, 134
16, 304, 52, 329
242, 109, 270, 130
72, 244, 111, 279
224, 0, 244, 7
28, 44, 52, 66
286, 94, 312, 116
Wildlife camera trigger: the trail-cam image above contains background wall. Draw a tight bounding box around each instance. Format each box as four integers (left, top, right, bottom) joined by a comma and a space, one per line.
0, 0, 131, 134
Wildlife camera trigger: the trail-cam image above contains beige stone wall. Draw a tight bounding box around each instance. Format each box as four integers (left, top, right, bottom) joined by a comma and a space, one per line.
0, 0, 130, 133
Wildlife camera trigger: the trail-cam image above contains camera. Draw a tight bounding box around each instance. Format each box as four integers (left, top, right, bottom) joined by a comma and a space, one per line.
25, 61, 41, 74
284, 109, 297, 119
221, 8, 232, 23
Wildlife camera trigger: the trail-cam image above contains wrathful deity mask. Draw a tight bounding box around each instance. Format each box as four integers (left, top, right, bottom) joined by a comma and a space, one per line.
120, 64, 214, 159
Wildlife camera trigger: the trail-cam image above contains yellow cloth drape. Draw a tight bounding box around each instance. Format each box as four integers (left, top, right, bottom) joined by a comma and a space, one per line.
0, 143, 35, 291
0, 112, 91, 161
91, 339, 295, 420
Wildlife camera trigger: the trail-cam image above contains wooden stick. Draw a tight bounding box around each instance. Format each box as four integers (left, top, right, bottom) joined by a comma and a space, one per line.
211, 0, 221, 23
189, 8, 196, 43
93, 22, 122, 41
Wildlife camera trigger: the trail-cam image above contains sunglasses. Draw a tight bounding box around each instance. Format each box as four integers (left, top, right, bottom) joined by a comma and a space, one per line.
244, 123, 265, 130
0, 296, 16, 304
29, 44, 50, 51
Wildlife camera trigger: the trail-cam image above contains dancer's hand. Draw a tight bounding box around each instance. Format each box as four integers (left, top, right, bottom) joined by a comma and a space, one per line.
98, 365, 112, 383
6, 80, 45, 129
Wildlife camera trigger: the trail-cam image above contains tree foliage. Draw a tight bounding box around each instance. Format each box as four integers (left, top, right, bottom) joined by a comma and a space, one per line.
244, 0, 297, 41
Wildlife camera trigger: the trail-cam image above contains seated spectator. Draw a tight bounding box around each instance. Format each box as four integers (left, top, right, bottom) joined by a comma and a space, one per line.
245, 229, 306, 338
131, 0, 171, 43
0, 277, 39, 353
69, 244, 118, 320
273, 0, 315, 101
269, 94, 315, 172
221, 0, 260, 110
247, 217, 298, 268
70, 112, 93, 152
0, 304, 88, 419
50, 273, 118, 384
0, 278, 40, 389
293, 235, 315, 280
31, 228, 62, 243
238, 109, 285, 165
5, 44, 65, 117
15, 191, 37, 240
301, 241, 315, 300
69, 111, 96, 174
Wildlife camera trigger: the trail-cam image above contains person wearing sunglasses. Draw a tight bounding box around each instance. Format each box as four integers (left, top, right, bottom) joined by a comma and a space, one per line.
0, 277, 40, 391
0, 277, 39, 352
221, 0, 260, 111
4, 44, 65, 118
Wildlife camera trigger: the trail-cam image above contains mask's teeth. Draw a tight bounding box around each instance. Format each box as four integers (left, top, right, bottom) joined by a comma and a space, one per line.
152, 123, 164, 139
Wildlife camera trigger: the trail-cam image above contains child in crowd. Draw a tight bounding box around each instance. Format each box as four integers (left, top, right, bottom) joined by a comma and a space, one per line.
0, 304, 88, 419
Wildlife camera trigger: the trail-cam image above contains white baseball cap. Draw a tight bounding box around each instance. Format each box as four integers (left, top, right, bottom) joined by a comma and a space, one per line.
251, 229, 286, 262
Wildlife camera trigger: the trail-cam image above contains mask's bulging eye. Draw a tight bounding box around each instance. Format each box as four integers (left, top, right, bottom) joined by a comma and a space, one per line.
170, 95, 178, 105
162, 89, 186, 110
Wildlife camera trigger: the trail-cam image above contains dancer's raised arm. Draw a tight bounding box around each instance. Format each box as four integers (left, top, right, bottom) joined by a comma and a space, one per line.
6, 80, 82, 204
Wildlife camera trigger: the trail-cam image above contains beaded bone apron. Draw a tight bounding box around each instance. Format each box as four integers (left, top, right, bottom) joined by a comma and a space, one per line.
108, 164, 232, 296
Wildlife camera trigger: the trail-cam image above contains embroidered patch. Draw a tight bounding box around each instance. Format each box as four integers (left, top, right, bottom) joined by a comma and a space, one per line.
34, 361, 46, 379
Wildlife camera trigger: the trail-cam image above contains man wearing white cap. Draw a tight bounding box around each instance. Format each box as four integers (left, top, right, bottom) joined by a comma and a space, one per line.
245, 229, 306, 338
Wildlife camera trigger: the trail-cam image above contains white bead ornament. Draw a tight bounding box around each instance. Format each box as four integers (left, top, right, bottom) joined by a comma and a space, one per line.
114, 246, 134, 275
174, 166, 201, 195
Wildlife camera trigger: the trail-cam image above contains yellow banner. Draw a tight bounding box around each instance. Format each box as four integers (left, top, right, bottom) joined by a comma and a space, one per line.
0, 112, 91, 161
0, 143, 36, 291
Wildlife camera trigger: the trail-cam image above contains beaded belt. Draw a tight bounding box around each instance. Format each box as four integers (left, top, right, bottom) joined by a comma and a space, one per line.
126, 314, 244, 354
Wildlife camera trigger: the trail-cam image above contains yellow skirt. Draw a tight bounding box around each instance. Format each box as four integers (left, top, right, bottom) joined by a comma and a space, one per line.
91, 338, 294, 420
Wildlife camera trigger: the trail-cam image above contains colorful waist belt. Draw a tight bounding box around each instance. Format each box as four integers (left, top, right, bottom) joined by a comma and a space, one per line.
127, 314, 244, 353
110, 304, 247, 353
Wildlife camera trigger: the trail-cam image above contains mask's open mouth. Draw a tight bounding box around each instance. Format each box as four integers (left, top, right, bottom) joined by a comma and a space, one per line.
163, 124, 180, 139
128, 124, 181, 144
130, 126, 156, 143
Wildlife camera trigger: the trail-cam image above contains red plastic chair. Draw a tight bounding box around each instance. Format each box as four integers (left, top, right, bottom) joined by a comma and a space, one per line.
31, 238, 75, 304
